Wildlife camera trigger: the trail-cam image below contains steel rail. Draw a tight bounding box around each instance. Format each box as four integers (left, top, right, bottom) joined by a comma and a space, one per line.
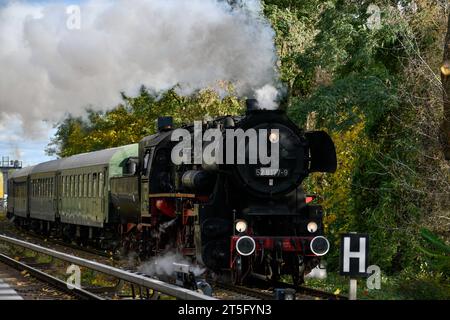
214, 282, 273, 300
0, 253, 104, 300
0, 234, 216, 300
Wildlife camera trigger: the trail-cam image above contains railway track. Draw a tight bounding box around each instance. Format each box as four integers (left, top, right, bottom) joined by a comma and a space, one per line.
0, 252, 104, 300
0, 234, 215, 300
213, 282, 277, 300
7, 220, 118, 259
1, 217, 346, 301
0, 257, 76, 300
0, 217, 122, 266
212, 280, 347, 300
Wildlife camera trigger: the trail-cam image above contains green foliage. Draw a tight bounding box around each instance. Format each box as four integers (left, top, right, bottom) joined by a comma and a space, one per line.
47, 86, 243, 157
282, 0, 449, 276
418, 228, 450, 276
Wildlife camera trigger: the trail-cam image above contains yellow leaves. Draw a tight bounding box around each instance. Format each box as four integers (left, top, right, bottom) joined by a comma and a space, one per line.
323, 213, 337, 225
441, 61, 450, 77
307, 119, 371, 234
333, 288, 341, 295
20, 270, 30, 277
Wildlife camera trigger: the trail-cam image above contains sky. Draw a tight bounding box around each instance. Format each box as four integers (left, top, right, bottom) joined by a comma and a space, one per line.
0, 114, 56, 167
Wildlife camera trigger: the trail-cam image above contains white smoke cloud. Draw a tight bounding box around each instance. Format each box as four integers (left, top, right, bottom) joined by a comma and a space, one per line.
138, 251, 205, 277
255, 84, 280, 110
0, 0, 280, 137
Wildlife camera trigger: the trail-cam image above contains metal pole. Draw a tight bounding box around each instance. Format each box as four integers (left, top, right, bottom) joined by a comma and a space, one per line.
349, 278, 357, 300
3, 170, 8, 196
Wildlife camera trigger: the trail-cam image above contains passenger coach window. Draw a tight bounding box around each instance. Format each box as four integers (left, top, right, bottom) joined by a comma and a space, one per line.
99, 173, 104, 197
79, 175, 82, 197
83, 175, 87, 197
88, 174, 92, 197
73, 176, 76, 197
67, 176, 70, 197
93, 173, 98, 198
76, 176, 80, 197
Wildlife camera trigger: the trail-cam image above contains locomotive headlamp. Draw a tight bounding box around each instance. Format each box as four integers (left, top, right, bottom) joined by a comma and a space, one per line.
235, 220, 248, 233
307, 221, 318, 233
269, 132, 279, 144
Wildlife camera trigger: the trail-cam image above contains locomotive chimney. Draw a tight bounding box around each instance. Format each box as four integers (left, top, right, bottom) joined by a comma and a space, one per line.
157, 116, 173, 132
246, 99, 260, 114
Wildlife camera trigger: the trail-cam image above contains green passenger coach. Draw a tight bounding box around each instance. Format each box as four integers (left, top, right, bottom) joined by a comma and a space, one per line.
7, 144, 138, 230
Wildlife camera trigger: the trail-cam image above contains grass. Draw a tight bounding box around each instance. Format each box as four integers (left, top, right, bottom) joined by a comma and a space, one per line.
302, 271, 450, 300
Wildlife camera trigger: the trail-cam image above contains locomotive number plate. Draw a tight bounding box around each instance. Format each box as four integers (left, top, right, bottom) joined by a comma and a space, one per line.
255, 168, 289, 177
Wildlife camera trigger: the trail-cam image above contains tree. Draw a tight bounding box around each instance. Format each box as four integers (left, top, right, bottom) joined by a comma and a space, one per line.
285, 0, 450, 273
47, 87, 243, 158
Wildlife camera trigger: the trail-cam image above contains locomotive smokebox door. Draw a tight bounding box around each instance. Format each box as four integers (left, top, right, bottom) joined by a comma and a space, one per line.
305, 131, 337, 173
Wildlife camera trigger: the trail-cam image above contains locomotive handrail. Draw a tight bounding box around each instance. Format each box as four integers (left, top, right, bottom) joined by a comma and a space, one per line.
0, 234, 216, 300
148, 193, 196, 198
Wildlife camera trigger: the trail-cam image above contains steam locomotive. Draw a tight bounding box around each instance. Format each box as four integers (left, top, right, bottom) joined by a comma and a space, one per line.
7, 99, 336, 286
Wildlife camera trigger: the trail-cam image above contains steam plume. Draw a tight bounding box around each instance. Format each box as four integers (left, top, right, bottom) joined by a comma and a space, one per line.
138, 251, 205, 277
0, 0, 280, 136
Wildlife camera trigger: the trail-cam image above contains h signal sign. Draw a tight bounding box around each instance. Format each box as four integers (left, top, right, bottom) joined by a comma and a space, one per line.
339, 233, 369, 277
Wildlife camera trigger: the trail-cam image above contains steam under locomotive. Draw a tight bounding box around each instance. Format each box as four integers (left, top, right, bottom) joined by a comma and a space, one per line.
7, 99, 337, 286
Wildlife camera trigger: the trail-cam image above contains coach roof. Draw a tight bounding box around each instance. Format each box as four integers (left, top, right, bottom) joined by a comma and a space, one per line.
10, 165, 36, 179
11, 144, 138, 177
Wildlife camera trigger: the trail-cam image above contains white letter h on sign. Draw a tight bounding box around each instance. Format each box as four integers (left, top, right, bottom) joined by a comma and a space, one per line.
343, 237, 366, 273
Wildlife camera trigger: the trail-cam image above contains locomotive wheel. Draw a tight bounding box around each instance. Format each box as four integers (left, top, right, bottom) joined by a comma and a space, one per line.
232, 255, 252, 285
231, 256, 244, 285
291, 255, 305, 287
291, 266, 305, 287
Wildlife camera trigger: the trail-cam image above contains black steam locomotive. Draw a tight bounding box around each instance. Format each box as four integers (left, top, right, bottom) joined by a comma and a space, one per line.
8, 99, 336, 286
